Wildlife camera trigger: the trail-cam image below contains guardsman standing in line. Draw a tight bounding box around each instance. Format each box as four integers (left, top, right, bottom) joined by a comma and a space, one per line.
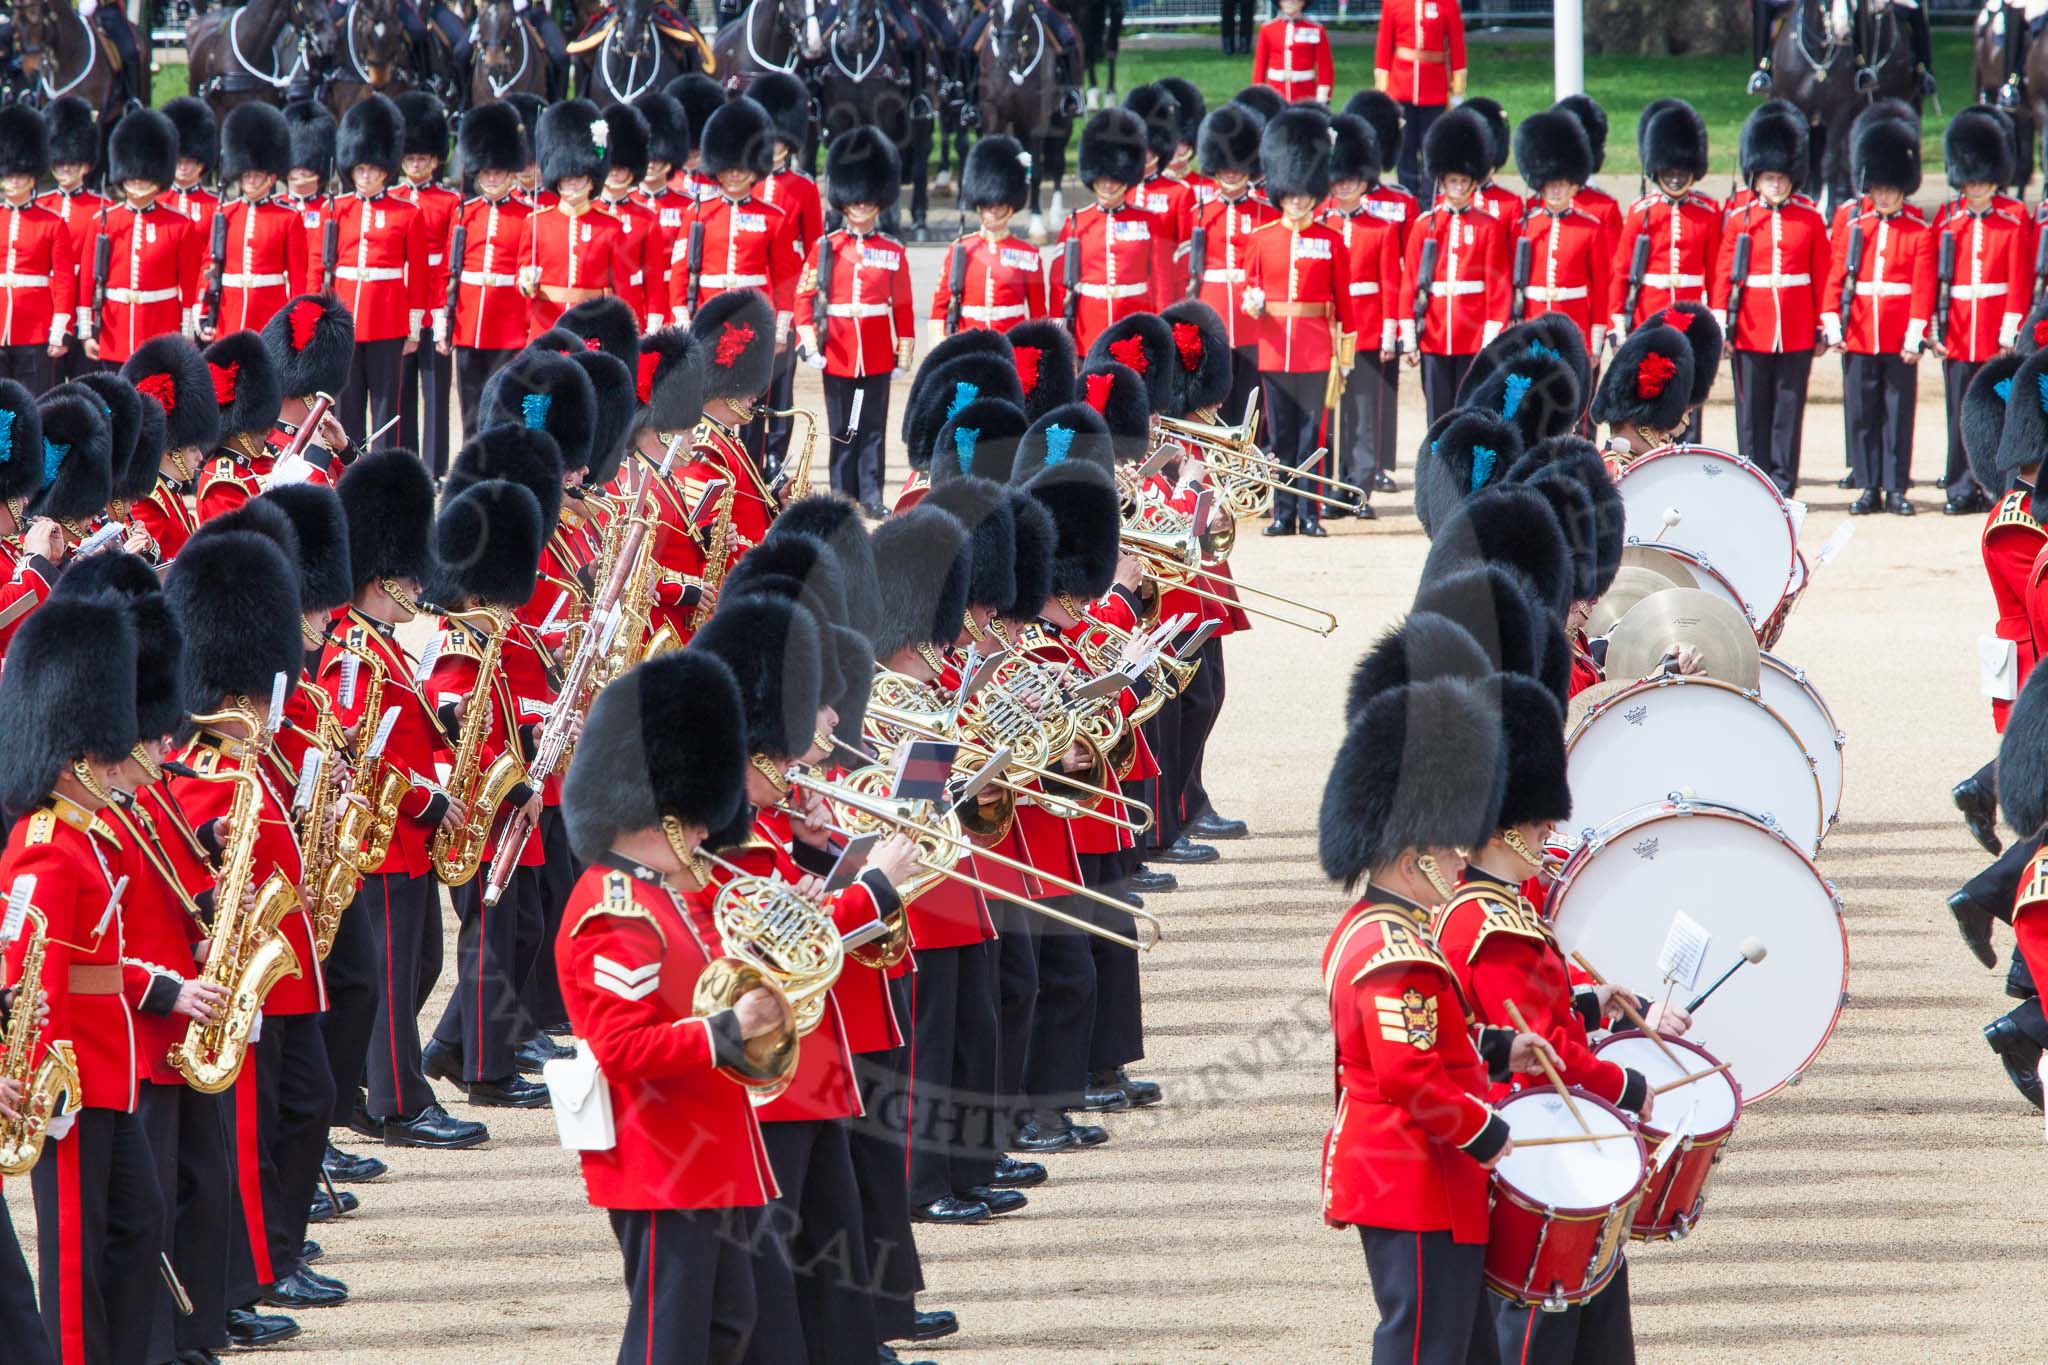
39, 97, 105, 383
1461, 98, 1526, 222
1933, 108, 2031, 517
594, 104, 665, 332
1374, 0, 1466, 206
1127, 85, 1198, 260
752, 73, 825, 477
282, 101, 336, 274
441, 103, 535, 443
928, 136, 1048, 342
629, 91, 691, 284
80, 111, 204, 367
1511, 109, 1612, 358
519, 100, 636, 339
1190, 104, 1278, 424
1555, 93, 1623, 243
206, 103, 313, 340
1614, 102, 1721, 337
327, 96, 430, 451
1713, 102, 1830, 498
161, 97, 222, 241
797, 129, 915, 511
1053, 110, 1175, 355
392, 92, 461, 479
0, 105, 77, 392
1400, 108, 1510, 423
1823, 115, 1935, 517
1252, 0, 1335, 105
1345, 90, 1416, 493
1322, 114, 1401, 519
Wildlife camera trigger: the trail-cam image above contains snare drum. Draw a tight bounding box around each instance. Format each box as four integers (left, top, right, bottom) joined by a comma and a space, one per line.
1548, 800, 1847, 1102
1615, 446, 1798, 634
1487, 1088, 1648, 1311
1591, 1033, 1742, 1240
1565, 675, 1826, 855
1757, 652, 1844, 833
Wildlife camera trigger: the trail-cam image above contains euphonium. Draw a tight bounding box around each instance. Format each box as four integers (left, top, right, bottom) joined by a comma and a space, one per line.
429, 608, 529, 887
170, 709, 305, 1093
0, 907, 79, 1176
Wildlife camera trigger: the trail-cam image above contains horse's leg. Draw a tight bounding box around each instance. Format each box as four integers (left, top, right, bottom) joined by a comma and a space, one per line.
1047, 124, 1068, 233
1103, 0, 1119, 96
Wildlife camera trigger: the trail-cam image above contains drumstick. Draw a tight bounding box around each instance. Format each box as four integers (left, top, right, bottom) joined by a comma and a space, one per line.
1568, 949, 1685, 1071
1651, 507, 1682, 543
1511, 1131, 1618, 1148
1503, 999, 1594, 1137
1651, 1061, 1733, 1096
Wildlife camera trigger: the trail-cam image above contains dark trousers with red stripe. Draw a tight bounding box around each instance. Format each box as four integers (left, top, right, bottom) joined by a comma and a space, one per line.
1359, 1226, 1500, 1365
520, 806, 579, 1035
432, 863, 545, 1082
1492, 1258, 1634, 1365
1023, 891, 1097, 1115
609, 1205, 763, 1365
137, 1080, 232, 1359
1842, 350, 1915, 493
400, 332, 453, 475
456, 347, 521, 443
228, 1013, 334, 1297
750, 1119, 877, 1365
1139, 700, 1183, 853
847, 973, 923, 1341
30, 1108, 164, 1365
1, 1184, 54, 1365
321, 880, 380, 1124
1265, 369, 1330, 530
1225, 345, 1260, 426
989, 899, 1039, 1135
1176, 635, 1226, 824
361, 870, 440, 1119
338, 337, 407, 453
1732, 348, 1815, 496
906, 943, 1000, 1205
1077, 850, 1144, 1074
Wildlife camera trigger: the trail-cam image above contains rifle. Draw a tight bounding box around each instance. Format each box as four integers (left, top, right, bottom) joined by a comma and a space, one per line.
444, 219, 467, 325
1838, 220, 1866, 327
683, 220, 705, 315
1408, 235, 1439, 348
2036, 207, 2048, 307
1186, 222, 1206, 302
1932, 228, 1956, 352
944, 237, 966, 334
1509, 236, 1532, 323
480, 436, 685, 907
200, 209, 228, 336
814, 231, 835, 357
90, 208, 110, 333
1620, 233, 1651, 336
1726, 229, 1753, 337
1062, 238, 1080, 331
320, 215, 339, 295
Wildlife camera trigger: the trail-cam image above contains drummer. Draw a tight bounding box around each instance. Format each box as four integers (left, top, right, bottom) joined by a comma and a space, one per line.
1589, 324, 1696, 466
1319, 675, 1555, 1364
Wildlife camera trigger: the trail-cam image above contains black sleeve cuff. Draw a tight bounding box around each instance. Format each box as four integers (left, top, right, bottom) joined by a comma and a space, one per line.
1126, 671, 1156, 704
23, 553, 55, 582
1618, 1068, 1649, 1115
518, 723, 538, 763
0, 986, 13, 1022
789, 838, 835, 875
859, 866, 903, 917
1633, 993, 1653, 1021
195, 888, 217, 922
437, 702, 461, 733
1573, 986, 1603, 1033
198, 819, 224, 858
1111, 584, 1143, 614
507, 782, 536, 810
706, 1009, 746, 1071
679, 583, 703, 609
302, 446, 333, 473
418, 792, 450, 828
140, 972, 183, 1017
1589, 637, 1607, 669
1476, 1025, 1516, 1083
1462, 1112, 1511, 1165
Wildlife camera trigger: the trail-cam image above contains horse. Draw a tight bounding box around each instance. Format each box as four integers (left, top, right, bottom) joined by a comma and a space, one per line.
10, 0, 128, 119
813, 0, 933, 229
576, 0, 710, 108
974, 0, 1069, 240
929, 0, 987, 192
185, 0, 335, 115
1974, 0, 2045, 199
1066, 0, 1118, 108
1769, 0, 1918, 211
710, 0, 827, 85
472, 0, 551, 104
324, 0, 417, 115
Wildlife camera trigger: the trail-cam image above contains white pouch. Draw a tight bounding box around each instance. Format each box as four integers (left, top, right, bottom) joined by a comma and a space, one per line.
544, 1039, 615, 1151
1981, 635, 2020, 702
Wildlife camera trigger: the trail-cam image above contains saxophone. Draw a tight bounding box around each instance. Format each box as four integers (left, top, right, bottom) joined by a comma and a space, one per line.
291, 689, 361, 960
331, 636, 407, 875
685, 474, 735, 638
0, 907, 80, 1176
169, 708, 306, 1093
429, 608, 529, 887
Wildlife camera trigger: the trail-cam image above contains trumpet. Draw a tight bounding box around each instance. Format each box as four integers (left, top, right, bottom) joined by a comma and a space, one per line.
783, 768, 1163, 951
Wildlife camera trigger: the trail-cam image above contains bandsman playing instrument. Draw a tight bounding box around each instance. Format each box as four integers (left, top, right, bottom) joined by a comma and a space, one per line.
0, 105, 77, 394
1401, 107, 1511, 423
1189, 104, 1277, 425
441, 102, 537, 441
1590, 323, 1695, 462
205, 104, 315, 343
162, 98, 222, 240
120, 333, 221, 563
79, 110, 205, 366
929, 137, 1050, 343
690, 288, 783, 550
258, 294, 355, 486
29, 388, 113, 562
1053, 110, 1175, 355
1614, 102, 1720, 339
38, 97, 106, 385
1373, 0, 1467, 205
393, 92, 461, 478
196, 329, 285, 521
326, 96, 431, 453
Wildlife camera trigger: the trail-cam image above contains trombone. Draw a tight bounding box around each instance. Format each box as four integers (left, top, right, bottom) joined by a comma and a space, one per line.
783, 767, 1163, 951
1121, 537, 1340, 637
1152, 391, 1372, 510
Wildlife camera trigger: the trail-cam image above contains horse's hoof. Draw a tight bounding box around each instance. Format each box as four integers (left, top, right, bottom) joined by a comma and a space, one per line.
1085, 86, 1100, 110
1747, 69, 1770, 96
1028, 212, 1047, 243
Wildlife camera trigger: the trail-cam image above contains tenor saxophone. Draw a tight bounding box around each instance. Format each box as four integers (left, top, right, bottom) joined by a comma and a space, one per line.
0, 907, 80, 1176
429, 608, 529, 887
292, 689, 362, 960
331, 636, 407, 875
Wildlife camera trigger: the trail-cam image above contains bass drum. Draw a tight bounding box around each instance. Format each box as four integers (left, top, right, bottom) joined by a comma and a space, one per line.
1565, 675, 1826, 856
1616, 445, 1798, 634
1547, 800, 1848, 1102
1757, 652, 1844, 835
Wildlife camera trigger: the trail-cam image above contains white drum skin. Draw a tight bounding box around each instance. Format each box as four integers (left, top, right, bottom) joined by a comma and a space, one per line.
1486, 1088, 1648, 1310
1594, 1033, 1744, 1240
1757, 652, 1845, 833
1616, 445, 1799, 634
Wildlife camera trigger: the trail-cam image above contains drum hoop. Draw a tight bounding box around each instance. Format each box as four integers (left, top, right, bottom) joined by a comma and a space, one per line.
1759, 652, 1846, 752
1620, 537, 1763, 628
1492, 1085, 1649, 1218
1563, 676, 1827, 848
1619, 444, 1799, 614
1593, 1030, 1744, 1137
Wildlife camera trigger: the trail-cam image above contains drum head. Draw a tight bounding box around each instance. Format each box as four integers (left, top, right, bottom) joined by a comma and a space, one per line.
1758, 653, 1844, 830
1617, 447, 1797, 630
1495, 1089, 1645, 1210
1566, 677, 1826, 855
1549, 804, 1847, 1102
1624, 542, 1756, 633
1594, 1034, 1741, 1136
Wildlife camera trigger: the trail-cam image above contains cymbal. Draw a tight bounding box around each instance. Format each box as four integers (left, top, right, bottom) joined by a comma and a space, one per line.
1589, 565, 1684, 639
1620, 544, 1701, 589
1604, 587, 1762, 691
1565, 678, 1633, 735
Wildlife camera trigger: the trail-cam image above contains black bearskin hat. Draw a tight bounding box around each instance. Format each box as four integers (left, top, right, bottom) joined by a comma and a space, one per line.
1492, 672, 1571, 829
564, 651, 748, 859
699, 96, 776, 179
1014, 417, 1119, 600
668, 74, 726, 159
0, 104, 49, 179
1966, 352, 2025, 492
2003, 663, 2048, 836
1344, 90, 1403, 183
1553, 94, 1608, 172
1329, 113, 1381, 188
961, 134, 1031, 211
1460, 315, 1592, 427
1123, 84, 1182, 167
1086, 313, 1175, 415
161, 96, 216, 172
1506, 468, 1599, 604
1412, 562, 1566, 707
1199, 104, 1265, 180
749, 71, 811, 152
261, 295, 354, 399
1995, 347, 2048, 476
691, 289, 778, 403
121, 335, 220, 457
506, 94, 547, 165
634, 325, 707, 435
1078, 108, 1147, 189
1513, 108, 1593, 190
221, 102, 291, 182
1641, 99, 1709, 182
43, 96, 98, 170
634, 91, 690, 169
395, 91, 449, 162
1076, 362, 1152, 461
1637, 302, 1722, 409
1261, 105, 1333, 203
133, 397, 167, 489
568, 349, 636, 488
477, 348, 597, 472
1853, 110, 1921, 195
904, 351, 1026, 471
30, 391, 111, 526
1014, 401, 1116, 480
1424, 106, 1492, 185
1462, 346, 1580, 450
922, 476, 1017, 612
165, 528, 303, 716
1949, 103, 2019, 190
1415, 407, 1523, 536
337, 94, 403, 178
1156, 76, 1205, 152
1590, 325, 1694, 436
0, 381, 43, 510
1160, 300, 1232, 417
1231, 85, 1285, 123
933, 397, 1030, 486
1423, 483, 1574, 618
457, 100, 527, 176
769, 494, 880, 638
110, 109, 178, 187
1346, 611, 1492, 725
1510, 436, 1624, 600
446, 425, 565, 536
66, 375, 144, 503
825, 126, 899, 213
1318, 678, 1504, 889
285, 100, 336, 178
560, 296, 641, 366
1006, 487, 1056, 620
867, 503, 971, 656
1463, 96, 1511, 171
724, 531, 848, 625
203, 330, 284, 441
907, 330, 1013, 417
1008, 319, 1077, 422
598, 102, 650, 184
537, 99, 610, 189
337, 448, 435, 590
432, 479, 542, 608
1739, 100, 1808, 189
195, 496, 300, 581
690, 592, 824, 759
0, 593, 136, 808
57, 551, 184, 739
263, 482, 353, 612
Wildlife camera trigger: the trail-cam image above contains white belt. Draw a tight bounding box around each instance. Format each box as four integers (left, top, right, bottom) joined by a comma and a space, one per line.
1265, 66, 1317, 80
699, 273, 768, 288
105, 287, 177, 304
1860, 280, 1912, 297
1347, 282, 1381, 296
961, 303, 1026, 322
1641, 272, 1705, 288
0, 273, 51, 288
1744, 272, 1811, 288
1525, 285, 1587, 302
336, 266, 403, 283
1429, 280, 1484, 296
1077, 282, 1149, 299
1950, 282, 2009, 301
1203, 268, 1246, 284
825, 302, 892, 319
461, 270, 520, 287
222, 272, 287, 288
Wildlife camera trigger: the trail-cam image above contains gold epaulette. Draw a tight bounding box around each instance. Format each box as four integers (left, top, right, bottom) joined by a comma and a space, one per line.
2019, 851, 2048, 922
1438, 881, 1554, 962
437, 622, 486, 665
1986, 490, 2044, 541
23, 808, 54, 845
198, 456, 245, 490
1333, 905, 1450, 990
570, 870, 666, 944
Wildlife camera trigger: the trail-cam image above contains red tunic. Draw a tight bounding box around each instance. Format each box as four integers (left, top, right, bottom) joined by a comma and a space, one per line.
445, 194, 533, 351
1474, 181, 1525, 225
1614, 190, 1723, 331
1323, 203, 1403, 356
1252, 15, 1334, 104
1822, 205, 1937, 355
1518, 204, 1613, 352
1931, 203, 2032, 363
795, 229, 915, 378
0, 198, 78, 345
598, 192, 667, 329
1985, 488, 2043, 732
325, 191, 431, 342
1136, 172, 1197, 253
166, 183, 220, 241
759, 166, 824, 278
131, 472, 199, 563
0, 543, 53, 661
1364, 182, 1419, 248
392, 177, 461, 339
107, 794, 208, 1089
1710, 199, 1831, 354
208, 195, 315, 336
37, 185, 107, 341
928, 231, 1049, 332
1052, 201, 1175, 354
78, 200, 204, 364
1373, 0, 1466, 106
670, 193, 804, 323
1193, 190, 1280, 349
1399, 202, 1510, 356
517, 201, 636, 338
1572, 183, 1625, 245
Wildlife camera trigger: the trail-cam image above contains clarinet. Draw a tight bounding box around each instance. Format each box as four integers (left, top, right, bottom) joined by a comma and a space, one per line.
1509, 235, 1532, 323
1062, 238, 1081, 331
1186, 222, 1206, 302
1932, 228, 1956, 351
320, 214, 340, 295
1838, 220, 1866, 326
1726, 228, 1754, 336
684, 221, 706, 315
445, 218, 467, 325
944, 237, 966, 335
200, 209, 228, 335
1620, 232, 1652, 337
814, 231, 835, 357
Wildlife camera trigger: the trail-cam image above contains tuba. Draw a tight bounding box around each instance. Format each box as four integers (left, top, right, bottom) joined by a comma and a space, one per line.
429, 608, 529, 887
0, 905, 80, 1176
